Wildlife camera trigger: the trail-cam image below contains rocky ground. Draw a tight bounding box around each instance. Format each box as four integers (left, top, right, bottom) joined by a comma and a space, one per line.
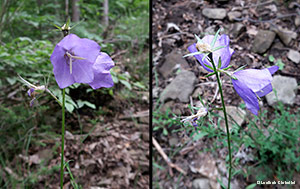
152, 0, 300, 188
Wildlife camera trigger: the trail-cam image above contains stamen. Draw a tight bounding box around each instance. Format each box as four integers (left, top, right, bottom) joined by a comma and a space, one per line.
196, 42, 213, 53
70, 57, 72, 74
65, 52, 86, 74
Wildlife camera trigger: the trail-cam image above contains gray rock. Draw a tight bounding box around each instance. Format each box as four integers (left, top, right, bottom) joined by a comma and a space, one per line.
230, 23, 245, 38
220, 177, 240, 189
251, 30, 276, 54
192, 178, 211, 189
274, 27, 297, 46
202, 8, 227, 20
169, 137, 179, 146
161, 101, 182, 115
266, 75, 298, 106
219, 106, 246, 133
287, 49, 300, 64
192, 87, 203, 98
204, 25, 216, 35
160, 70, 196, 103
227, 11, 242, 22
158, 51, 189, 78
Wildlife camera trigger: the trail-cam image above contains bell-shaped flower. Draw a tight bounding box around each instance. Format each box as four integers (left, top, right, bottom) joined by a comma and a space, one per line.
232, 66, 279, 115
88, 52, 115, 89
50, 34, 114, 89
187, 33, 234, 72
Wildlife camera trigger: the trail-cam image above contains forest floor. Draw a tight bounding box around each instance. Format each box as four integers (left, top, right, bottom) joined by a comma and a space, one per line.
153, 0, 300, 188
1, 51, 149, 188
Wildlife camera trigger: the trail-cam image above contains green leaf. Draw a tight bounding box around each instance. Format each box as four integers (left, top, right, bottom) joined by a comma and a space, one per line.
210, 28, 221, 48
201, 53, 210, 62
205, 72, 216, 78
120, 79, 132, 90
194, 34, 203, 43
65, 102, 75, 113
245, 183, 257, 189
223, 65, 233, 70
83, 101, 96, 109
268, 55, 275, 62
276, 59, 285, 70
212, 45, 226, 52
183, 51, 204, 58
77, 100, 85, 109
216, 178, 226, 189
6, 77, 17, 85
193, 131, 208, 141
234, 65, 247, 73
163, 128, 168, 136
217, 57, 222, 68
133, 81, 146, 89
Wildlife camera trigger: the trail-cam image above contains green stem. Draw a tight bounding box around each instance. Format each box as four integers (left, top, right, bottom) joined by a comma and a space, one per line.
60, 88, 65, 189
209, 54, 232, 189
46, 88, 62, 107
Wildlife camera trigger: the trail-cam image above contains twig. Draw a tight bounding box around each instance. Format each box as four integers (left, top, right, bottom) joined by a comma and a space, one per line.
210, 84, 219, 104
152, 137, 187, 176
234, 13, 299, 24
111, 49, 127, 59
240, 0, 274, 9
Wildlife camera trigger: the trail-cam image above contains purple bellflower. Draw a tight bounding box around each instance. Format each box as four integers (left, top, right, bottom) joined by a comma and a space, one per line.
187, 34, 234, 72
50, 34, 114, 89
18, 74, 58, 107
232, 66, 279, 115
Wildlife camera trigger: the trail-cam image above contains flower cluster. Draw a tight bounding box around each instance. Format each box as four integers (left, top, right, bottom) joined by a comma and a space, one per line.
187, 32, 278, 115
50, 34, 114, 89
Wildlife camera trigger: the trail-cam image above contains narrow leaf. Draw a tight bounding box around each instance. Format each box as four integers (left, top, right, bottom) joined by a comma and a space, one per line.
205, 72, 216, 78
210, 28, 221, 47
194, 34, 203, 43
183, 51, 204, 58
212, 45, 226, 52
234, 65, 247, 73
201, 53, 210, 61
217, 57, 222, 68
223, 65, 233, 70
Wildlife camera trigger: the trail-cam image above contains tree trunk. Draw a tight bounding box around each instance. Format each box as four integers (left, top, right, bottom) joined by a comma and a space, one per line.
72, 0, 80, 22
103, 0, 109, 26
65, 0, 69, 17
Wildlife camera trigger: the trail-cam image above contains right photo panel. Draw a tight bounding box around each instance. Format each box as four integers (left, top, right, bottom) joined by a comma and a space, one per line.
152, 0, 300, 188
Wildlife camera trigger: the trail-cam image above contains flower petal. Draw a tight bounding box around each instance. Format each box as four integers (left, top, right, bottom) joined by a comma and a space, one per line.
267, 65, 279, 75
50, 45, 75, 88
233, 69, 272, 93
213, 34, 234, 69
71, 59, 94, 84
256, 83, 273, 97
232, 79, 259, 115
27, 88, 35, 97
58, 34, 100, 63
88, 52, 114, 89
188, 43, 213, 72
188, 34, 234, 72
72, 38, 101, 64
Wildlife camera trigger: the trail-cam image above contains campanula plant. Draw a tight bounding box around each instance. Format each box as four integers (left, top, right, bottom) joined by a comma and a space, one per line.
19, 20, 114, 188
184, 29, 278, 189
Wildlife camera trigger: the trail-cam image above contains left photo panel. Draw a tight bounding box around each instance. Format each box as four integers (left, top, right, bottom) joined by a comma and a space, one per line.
0, 0, 149, 188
